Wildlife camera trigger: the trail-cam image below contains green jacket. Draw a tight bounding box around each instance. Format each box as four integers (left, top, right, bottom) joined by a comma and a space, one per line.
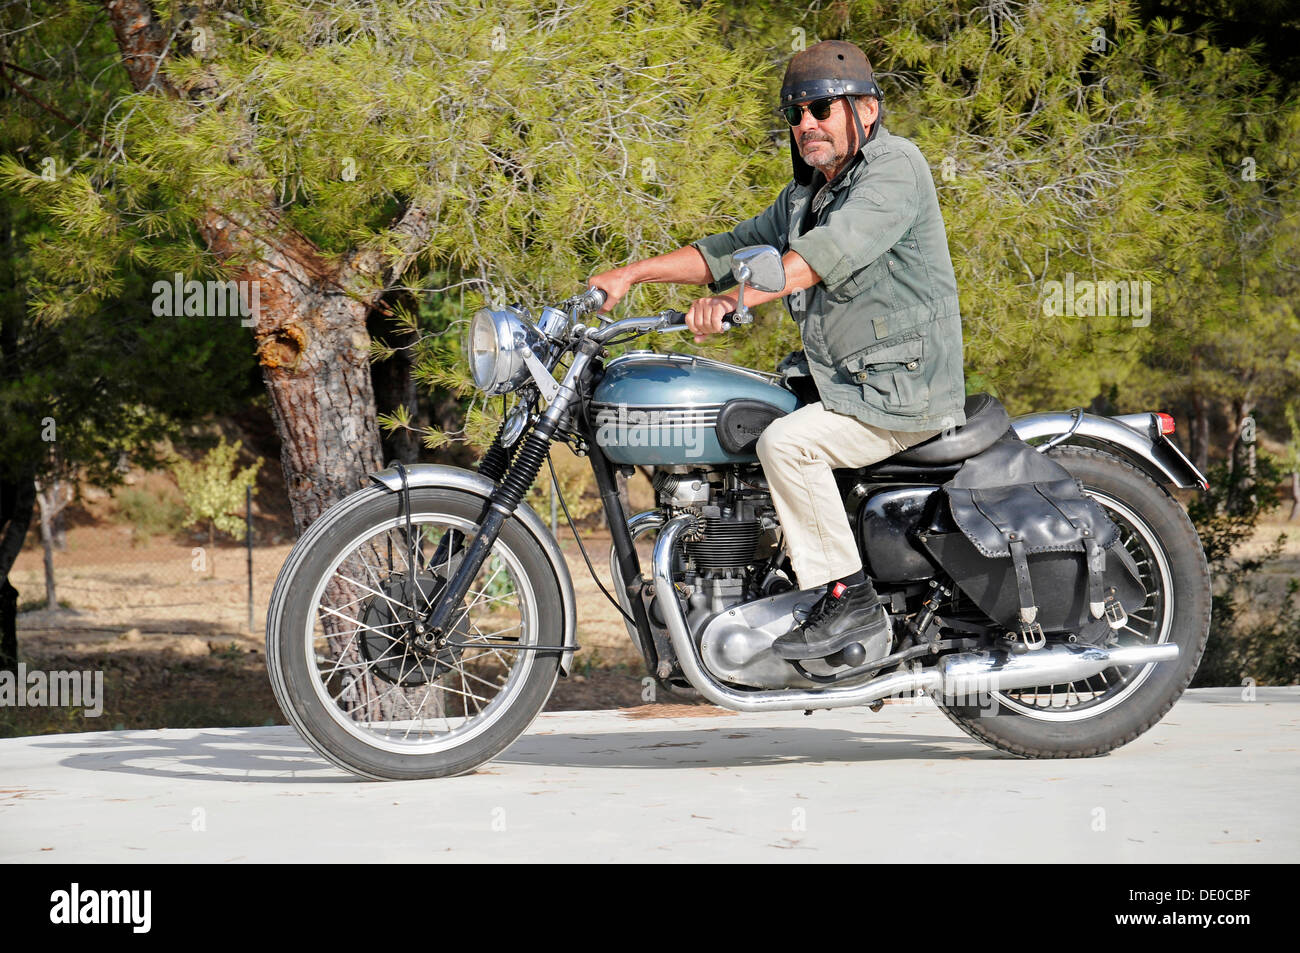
692, 126, 966, 432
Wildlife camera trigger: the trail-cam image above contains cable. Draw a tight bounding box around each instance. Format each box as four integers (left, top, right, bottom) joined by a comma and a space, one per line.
547, 453, 638, 627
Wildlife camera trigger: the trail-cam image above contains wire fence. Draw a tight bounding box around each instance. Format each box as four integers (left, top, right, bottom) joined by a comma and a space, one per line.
12, 478, 647, 669
13, 488, 280, 644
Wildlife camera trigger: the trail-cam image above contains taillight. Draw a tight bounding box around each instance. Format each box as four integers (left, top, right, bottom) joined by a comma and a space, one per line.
1156, 412, 1176, 435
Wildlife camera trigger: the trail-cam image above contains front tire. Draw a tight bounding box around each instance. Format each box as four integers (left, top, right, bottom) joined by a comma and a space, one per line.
937, 446, 1212, 758
266, 485, 564, 780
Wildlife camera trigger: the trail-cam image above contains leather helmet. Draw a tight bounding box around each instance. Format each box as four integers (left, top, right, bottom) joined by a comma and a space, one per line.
780, 40, 884, 185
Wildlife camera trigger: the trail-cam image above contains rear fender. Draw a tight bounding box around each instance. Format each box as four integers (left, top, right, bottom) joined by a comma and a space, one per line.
1012, 412, 1209, 491
369, 464, 578, 675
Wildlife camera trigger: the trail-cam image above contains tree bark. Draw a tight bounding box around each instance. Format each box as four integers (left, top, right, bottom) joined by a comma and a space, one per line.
35, 479, 57, 609
0, 475, 36, 673
1189, 390, 1210, 473
48, 476, 68, 551
1290, 471, 1299, 522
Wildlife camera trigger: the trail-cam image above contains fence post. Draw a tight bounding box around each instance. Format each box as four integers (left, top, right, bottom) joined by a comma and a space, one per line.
246, 483, 254, 633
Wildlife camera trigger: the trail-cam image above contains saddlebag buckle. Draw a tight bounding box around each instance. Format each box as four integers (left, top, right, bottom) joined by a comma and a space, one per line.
1009, 619, 1045, 651
1103, 588, 1128, 630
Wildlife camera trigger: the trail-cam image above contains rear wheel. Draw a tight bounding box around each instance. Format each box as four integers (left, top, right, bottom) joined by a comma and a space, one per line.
266, 485, 564, 780
936, 446, 1211, 757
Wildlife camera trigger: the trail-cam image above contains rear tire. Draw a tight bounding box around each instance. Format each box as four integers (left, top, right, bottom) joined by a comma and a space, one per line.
936, 446, 1211, 758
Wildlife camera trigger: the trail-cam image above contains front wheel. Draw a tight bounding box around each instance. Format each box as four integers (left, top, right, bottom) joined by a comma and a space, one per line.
266, 485, 564, 780
937, 445, 1212, 758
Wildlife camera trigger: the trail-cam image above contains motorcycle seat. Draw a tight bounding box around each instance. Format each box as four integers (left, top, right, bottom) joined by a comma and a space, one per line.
889, 393, 1011, 466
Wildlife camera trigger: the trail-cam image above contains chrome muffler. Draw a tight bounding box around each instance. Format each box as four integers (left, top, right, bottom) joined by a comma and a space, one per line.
651, 515, 1179, 712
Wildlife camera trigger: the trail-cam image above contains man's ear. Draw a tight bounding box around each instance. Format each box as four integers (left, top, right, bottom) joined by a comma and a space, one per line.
859, 96, 880, 125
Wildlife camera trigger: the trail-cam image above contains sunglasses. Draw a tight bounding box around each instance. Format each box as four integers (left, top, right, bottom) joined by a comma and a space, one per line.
780, 97, 840, 126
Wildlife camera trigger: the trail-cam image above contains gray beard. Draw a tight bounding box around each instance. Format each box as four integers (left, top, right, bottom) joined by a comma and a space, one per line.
799, 138, 842, 175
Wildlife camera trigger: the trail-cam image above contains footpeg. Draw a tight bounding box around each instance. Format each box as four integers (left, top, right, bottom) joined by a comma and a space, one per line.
824, 642, 867, 668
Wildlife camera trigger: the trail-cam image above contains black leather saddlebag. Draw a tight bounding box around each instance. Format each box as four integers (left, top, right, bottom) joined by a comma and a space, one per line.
916, 431, 1146, 645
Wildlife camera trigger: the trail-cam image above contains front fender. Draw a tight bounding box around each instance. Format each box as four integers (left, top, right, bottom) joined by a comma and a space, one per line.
1012, 411, 1209, 491
369, 464, 578, 676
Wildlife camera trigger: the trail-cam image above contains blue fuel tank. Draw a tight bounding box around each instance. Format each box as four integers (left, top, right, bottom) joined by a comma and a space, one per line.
589, 351, 799, 466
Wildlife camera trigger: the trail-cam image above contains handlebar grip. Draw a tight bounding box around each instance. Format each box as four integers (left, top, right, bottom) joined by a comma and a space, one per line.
660, 309, 735, 333
582, 286, 607, 311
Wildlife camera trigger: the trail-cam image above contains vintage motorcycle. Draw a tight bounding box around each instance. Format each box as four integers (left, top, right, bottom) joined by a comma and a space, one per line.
266, 246, 1212, 781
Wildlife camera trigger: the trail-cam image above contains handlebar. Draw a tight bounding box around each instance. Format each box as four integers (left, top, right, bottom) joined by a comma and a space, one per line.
587, 308, 736, 343
578, 286, 607, 313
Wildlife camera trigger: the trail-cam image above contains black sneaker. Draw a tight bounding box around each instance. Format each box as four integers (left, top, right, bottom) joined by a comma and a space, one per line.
771, 580, 890, 660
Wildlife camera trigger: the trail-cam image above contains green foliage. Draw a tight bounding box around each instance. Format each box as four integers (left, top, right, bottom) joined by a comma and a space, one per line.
707, 1, 1300, 423
170, 438, 262, 544
113, 486, 189, 545
1, 0, 774, 319
0, 2, 261, 497
1188, 453, 1300, 686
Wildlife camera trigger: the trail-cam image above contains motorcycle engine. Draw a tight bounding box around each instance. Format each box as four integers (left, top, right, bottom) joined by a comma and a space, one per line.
649, 466, 885, 689
651, 466, 788, 632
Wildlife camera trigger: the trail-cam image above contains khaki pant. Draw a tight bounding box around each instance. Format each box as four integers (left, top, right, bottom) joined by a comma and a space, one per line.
756, 402, 941, 589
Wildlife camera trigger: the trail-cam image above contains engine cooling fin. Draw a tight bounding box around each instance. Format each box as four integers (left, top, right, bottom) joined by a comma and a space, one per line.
685, 517, 762, 570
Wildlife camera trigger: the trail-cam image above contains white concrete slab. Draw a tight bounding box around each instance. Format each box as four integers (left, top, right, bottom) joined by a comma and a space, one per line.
1, 687, 1296, 862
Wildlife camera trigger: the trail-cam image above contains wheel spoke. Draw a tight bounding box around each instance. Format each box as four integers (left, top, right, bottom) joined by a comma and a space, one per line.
986, 481, 1174, 719
296, 507, 543, 757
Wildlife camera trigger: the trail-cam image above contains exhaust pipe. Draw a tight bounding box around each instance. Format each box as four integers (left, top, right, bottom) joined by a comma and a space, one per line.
652, 515, 1179, 712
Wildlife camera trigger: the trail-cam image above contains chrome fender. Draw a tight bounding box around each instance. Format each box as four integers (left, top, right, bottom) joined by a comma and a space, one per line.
1013, 411, 1208, 490
369, 464, 578, 675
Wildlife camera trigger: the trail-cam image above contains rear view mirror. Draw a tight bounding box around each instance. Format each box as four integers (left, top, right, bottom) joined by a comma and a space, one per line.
730, 245, 786, 293
729, 245, 786, 325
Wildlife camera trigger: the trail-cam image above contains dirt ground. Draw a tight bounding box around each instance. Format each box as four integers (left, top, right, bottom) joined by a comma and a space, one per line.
6, 490, 1297, 737
4, 495, 696, 736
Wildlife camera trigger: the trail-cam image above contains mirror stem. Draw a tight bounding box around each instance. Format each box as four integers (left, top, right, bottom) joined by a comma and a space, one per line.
734, 264, 753, 324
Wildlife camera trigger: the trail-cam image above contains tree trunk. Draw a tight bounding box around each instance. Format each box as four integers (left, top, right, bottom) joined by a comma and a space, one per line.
1189, 390, 1210, 473
0, 184, 34, 668
1289, 471, 1299, 521
1224, 400, 1240, 475
35, 480, 57, 610
249, 285, 387, 532
0, 475, 36, 673
102, 0, 419, 537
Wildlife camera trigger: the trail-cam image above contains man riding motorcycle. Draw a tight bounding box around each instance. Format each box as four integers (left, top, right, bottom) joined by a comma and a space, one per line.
588, 40, 966, 661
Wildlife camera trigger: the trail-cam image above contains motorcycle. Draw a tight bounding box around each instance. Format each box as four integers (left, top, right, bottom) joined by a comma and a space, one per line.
265, 245, 1212, 781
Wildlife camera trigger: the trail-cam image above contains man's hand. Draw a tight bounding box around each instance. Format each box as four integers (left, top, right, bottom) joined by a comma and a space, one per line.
586, 267, 634, 314
685, 294, 738, 343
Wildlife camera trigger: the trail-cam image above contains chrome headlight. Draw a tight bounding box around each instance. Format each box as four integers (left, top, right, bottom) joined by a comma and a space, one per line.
465, 306, 545, 396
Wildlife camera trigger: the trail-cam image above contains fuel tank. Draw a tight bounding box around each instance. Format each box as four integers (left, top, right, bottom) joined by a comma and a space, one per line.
589, 351, 798, 466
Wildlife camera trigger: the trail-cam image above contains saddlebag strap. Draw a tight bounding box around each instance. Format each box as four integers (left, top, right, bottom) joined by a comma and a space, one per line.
1007, 536, 1038, 624
1085, 536, 1107, 618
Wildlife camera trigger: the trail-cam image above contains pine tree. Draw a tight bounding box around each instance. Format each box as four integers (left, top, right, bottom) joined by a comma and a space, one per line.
1, 0, 772, 534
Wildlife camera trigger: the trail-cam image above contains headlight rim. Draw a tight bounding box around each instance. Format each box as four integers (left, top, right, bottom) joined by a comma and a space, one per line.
466, 305, 544, 397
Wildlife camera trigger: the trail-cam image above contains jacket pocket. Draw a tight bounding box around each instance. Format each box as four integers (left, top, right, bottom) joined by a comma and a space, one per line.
838, 334, 929, 416
824, 255, 892, 305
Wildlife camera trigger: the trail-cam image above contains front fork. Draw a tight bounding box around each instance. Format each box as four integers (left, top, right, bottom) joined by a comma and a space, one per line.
411, 339, 599, 651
